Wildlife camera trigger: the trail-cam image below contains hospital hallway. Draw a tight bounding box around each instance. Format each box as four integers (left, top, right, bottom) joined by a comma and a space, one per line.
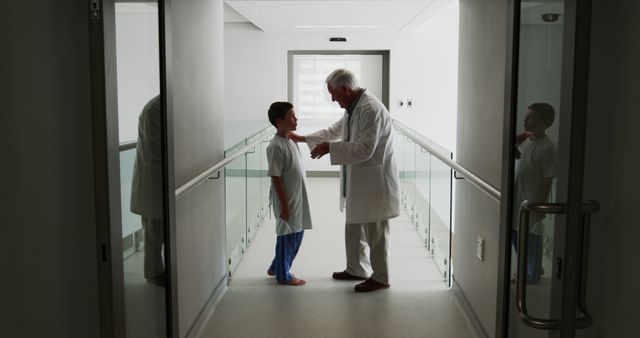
4, 1, 640, 338
199, 177, 475, 338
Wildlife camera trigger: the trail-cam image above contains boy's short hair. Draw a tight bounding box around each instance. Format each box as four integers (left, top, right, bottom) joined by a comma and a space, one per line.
268, 101, 293, 127
528, 102, 555, 128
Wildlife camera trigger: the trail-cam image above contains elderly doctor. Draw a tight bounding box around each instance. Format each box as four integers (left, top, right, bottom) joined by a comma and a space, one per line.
290, 68, 400, 292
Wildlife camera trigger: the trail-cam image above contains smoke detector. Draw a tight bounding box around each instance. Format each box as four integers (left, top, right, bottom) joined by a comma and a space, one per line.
541, 13, 560, 22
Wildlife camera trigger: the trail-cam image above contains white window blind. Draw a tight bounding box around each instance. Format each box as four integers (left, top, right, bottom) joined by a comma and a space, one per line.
292, 55, 364, 120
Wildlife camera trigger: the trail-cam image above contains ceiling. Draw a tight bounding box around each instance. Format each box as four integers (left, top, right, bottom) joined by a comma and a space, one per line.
223, 0, 453, 33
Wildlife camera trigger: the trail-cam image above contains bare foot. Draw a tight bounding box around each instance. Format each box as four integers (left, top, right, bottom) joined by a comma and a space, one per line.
278, 277, 306, 286
267, 269, 275, 277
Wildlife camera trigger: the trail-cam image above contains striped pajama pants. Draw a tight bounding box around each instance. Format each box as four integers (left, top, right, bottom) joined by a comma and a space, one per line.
269, 230, 304, 283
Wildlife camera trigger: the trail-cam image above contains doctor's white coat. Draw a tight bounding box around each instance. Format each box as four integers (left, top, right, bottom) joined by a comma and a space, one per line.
306, 90, 400, 224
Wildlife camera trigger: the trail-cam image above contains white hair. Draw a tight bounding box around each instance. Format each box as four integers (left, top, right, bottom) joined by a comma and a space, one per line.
325, 68, 359, 89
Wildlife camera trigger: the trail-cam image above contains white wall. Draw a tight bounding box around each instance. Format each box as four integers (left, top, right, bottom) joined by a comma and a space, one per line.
391, 1, 459, 152
455, 0, 507, 336
169, 0, 226, 337
115, 4, 160, 237
115, 3, 160, 143
0, 1, 102, 337
516, 23, 562, 143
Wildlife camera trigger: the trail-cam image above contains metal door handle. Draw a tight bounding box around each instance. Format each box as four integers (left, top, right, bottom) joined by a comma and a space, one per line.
575, 200, 599, 329
516, 200, 600, 330
516, 201, 564, 329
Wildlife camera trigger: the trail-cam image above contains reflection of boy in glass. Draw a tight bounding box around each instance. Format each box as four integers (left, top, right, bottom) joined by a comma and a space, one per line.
512, 103, 557, 284
131, 95, 165, 286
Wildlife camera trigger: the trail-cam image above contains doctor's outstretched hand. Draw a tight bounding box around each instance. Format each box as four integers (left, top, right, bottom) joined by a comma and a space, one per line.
310, 142, 330, 159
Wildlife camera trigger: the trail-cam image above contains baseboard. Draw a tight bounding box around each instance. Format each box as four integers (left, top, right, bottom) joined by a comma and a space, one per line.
306, 170, 339, 177
451, 280, 490, 338
185, 274, 228, 338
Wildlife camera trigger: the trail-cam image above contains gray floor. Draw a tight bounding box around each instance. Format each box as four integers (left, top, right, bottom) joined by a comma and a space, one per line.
200, 178, 476, 338
123, 250, 167, 338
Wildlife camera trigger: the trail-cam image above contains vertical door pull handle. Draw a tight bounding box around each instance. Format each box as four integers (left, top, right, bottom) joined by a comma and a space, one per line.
516, 201, 564, 329
515, 200, 600, 330
575, 200, 600, 329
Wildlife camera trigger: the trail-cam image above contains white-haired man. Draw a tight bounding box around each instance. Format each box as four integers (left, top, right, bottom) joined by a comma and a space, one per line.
290, 69, 400, 292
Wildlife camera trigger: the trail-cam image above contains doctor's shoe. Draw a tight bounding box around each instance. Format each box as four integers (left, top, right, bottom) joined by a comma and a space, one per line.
332, 270, 368, 281
354, 278, 390, 292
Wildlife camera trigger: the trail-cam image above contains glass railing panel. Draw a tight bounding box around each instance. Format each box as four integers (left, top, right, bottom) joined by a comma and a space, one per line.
393, 120, 454, 286
403, 135, 417, 220
223, 126, 272, 278
414, 147, 431, 248
429, 153, 453, 285
393, 128, 407, 207
245, 135, 262, 246
225, 143, 247, 276
260, 133, 272, 223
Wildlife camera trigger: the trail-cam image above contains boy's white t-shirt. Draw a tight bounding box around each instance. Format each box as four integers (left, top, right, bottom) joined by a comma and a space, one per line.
267, 134, 313, 236
513, 135, 558, 235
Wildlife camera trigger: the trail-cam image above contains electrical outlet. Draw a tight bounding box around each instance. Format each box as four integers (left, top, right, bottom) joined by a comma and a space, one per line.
406, 99, 413, 107
476, 236, 485, 261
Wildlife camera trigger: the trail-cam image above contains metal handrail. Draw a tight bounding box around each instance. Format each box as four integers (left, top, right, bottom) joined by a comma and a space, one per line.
393, 120, 501, 202
119, 140, 137, 151
174, 127, 272, 199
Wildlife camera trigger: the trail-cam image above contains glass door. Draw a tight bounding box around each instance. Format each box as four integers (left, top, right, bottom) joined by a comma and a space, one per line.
503, 0, 596, 337
114, 2, 168, 337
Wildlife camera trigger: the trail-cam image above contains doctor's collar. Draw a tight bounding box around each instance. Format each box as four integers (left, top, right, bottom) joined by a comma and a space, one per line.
347, 88, 366, 115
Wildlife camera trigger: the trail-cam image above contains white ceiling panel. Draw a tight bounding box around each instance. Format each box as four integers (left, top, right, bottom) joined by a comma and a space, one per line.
225, 0, 450, 33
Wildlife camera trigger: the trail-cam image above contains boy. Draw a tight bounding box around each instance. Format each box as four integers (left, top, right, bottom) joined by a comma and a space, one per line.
512, 102, 558, 284
266, 101, 312, 286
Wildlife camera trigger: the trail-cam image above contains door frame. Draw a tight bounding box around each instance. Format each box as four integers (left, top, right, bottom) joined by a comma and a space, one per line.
89, 0, 125, 336
159, 0, 180, 336
90, 0, 178, 337
551, 0, 593, 336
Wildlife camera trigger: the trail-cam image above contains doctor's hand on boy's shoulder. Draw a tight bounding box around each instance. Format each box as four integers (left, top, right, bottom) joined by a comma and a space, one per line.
514, 132, 532, 159
288, 132, 306, 143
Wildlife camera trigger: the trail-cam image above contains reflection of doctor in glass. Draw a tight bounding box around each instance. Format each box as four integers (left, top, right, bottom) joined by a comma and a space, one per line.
512, 103, 558, 284
130, 95, 165, 286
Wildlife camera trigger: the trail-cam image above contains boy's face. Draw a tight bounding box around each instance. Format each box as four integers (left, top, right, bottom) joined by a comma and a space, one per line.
524, 109, 545, 132
277, 108, 298, 132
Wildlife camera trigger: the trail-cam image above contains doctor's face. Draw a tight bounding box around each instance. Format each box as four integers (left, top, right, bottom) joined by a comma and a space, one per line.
327, 83, 350, 109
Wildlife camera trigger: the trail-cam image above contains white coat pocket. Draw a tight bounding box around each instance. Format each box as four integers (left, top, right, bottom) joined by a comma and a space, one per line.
353, 164, 385, 192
